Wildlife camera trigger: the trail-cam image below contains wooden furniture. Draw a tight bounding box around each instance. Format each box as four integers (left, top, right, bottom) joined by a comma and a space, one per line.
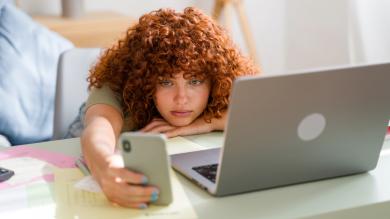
212, 0, 259, 65
33, 11, 135, 48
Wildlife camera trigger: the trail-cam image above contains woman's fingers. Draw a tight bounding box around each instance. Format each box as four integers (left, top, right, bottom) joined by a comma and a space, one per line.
96, 157, 161, 209
128, 186, 160, 202
165, 117, 213, 138
106, 184, 159, 208
101, 169, 160, 208
111, 201, 148, 209
139, 118, 167, 132
102, 155, 147, 185
116, 168, 148, 185
146, 124, 176, 134
165, 127, 191, 138
112, 183, 159, 203
140, 118, 177, 134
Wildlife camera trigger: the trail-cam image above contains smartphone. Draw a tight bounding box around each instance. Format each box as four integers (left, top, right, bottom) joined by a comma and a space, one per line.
119, 132, 173, 205
0, 167, 14, 182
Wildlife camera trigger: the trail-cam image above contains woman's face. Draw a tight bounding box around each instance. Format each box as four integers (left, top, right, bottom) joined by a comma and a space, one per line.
154, 73, 211, 127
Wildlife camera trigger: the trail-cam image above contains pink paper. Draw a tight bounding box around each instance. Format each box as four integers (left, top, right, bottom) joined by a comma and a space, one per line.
0, 145, 77, 189
0, 145, 77, 168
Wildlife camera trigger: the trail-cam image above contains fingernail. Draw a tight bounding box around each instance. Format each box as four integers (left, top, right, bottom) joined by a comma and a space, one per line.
150, 189, 159, 202
150, 193, 159, 202
139, 203, 148, 209
152, 188, 160, 196
141, 176, 148, 185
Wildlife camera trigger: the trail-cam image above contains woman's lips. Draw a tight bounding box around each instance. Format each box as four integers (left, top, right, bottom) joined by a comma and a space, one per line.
171, 111, 192, 117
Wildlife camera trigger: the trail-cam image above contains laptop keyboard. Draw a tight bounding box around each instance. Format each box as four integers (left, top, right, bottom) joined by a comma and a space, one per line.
192, 164, 218, 183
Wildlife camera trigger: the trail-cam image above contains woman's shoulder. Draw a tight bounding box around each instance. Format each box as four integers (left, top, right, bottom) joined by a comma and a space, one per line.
86, 85, 124, 115
87, 85, 137, 132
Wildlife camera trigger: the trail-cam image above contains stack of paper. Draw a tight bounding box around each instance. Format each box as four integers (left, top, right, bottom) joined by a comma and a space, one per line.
0, 146, 77, 218
54, 168, 197, 219
0, 136, 202, 218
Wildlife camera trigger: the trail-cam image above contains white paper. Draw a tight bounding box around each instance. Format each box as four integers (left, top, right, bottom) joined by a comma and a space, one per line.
0, 157, 54, 187
0, 186, 28, 212
74, 175, 102, 193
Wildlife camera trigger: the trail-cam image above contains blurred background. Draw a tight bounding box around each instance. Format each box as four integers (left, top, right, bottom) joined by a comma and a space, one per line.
17, 0, 390, 75
1, 0, 390, 146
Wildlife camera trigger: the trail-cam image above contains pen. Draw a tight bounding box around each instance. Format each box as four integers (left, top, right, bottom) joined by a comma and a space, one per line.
75, 157, 90, 176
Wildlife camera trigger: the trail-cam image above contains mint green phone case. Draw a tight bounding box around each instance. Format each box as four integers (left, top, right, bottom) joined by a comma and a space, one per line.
119, 132, 173, 205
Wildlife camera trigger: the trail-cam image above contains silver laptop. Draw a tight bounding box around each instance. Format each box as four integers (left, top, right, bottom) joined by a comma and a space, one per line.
171, 63, 390, 196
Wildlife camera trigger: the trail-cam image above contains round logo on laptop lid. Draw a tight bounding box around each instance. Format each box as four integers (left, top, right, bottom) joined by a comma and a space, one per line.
297, 113, 326, 141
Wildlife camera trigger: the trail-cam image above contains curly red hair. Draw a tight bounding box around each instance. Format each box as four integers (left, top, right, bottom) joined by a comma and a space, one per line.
88, 7, 259, 129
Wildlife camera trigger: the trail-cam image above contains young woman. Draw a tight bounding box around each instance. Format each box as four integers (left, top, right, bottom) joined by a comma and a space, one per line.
81, 7, 258, 209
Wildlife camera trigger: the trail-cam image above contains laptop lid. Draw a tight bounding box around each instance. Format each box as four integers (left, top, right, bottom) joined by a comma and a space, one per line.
214, 62, 390, 196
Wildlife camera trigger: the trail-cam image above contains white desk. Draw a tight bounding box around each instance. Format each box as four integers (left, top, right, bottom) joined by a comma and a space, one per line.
12, 133, 390, 218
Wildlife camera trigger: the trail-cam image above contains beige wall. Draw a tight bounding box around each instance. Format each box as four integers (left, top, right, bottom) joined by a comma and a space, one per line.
17, 0, 390, 75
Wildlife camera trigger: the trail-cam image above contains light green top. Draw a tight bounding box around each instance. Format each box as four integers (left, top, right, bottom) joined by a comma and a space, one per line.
86, 85, 134, 131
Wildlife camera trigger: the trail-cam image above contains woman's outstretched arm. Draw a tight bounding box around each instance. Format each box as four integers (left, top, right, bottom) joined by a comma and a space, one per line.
81, 104, 159, 208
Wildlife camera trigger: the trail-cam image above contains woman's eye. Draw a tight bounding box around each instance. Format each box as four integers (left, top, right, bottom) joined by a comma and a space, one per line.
189, 79, 202, 85
160, 80, 173, 86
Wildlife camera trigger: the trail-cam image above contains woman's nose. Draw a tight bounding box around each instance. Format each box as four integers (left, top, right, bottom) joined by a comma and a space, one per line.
174, 86, 189, 105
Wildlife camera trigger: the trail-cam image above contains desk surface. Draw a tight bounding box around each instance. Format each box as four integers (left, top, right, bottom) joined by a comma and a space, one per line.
10, 133, 390, 219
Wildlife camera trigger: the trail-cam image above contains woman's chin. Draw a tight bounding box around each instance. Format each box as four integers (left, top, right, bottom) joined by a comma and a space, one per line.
167, 118, 193, 127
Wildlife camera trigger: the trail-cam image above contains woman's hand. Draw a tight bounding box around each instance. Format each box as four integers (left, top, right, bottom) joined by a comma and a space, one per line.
139, 118, 177, 134
140, 111, 227, 138
92, 154, 160, 209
